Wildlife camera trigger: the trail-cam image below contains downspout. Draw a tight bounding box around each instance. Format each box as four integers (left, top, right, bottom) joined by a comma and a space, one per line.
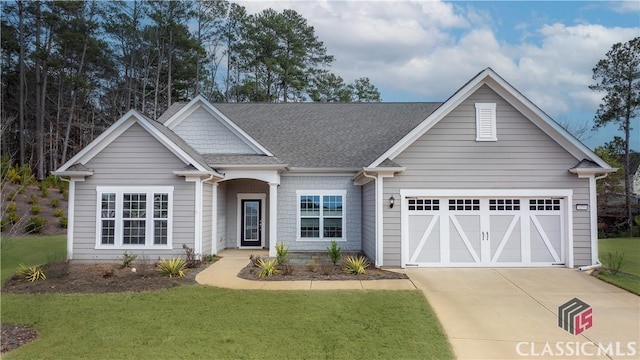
578, 172, 609, 272
362, 171, 381, 268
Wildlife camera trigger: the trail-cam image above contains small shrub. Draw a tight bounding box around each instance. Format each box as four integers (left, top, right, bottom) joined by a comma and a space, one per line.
256, 259, 280, 278
249, 254, 263, 267
157, 257, 186, 278
7, 191, 17, 201
7, 167, 21, 184
275, 242, 289, 265
42, 175, 59, 189
0, 219, 7, 232
306, 261, 317, 272
50, 198, 60, 208
280, 264, 294, 276
25, 216, 46, 233
121, 251, 138, 268
7, 212, 20, 225
343, 256, 370, 275
183, 244, 200, 268
327, 240, 341, 265
38, 182, 49, 196
17, 263, 47, 282
5, 202, 17, 213
203, 254, 217, 263
603, 252, 625, 275
27, 194, 38, 205
59, 217, 68, 229
62, 190, 69, 201
30, 205, 41, 215
53, 209, 64, 217
18, 165, 35, 185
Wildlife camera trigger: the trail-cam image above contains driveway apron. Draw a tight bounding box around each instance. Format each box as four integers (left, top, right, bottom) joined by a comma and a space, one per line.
405, 268, 640, 359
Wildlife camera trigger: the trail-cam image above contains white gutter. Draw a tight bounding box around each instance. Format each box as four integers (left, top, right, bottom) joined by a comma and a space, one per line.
579, 172, 610, 271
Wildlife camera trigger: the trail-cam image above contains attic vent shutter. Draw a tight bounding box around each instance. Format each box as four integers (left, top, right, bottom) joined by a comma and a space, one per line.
475, 103, 497, 141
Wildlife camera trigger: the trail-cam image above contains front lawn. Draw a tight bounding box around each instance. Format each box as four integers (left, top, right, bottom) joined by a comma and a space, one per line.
0, 236, 453, 359
598, 237, 640, 295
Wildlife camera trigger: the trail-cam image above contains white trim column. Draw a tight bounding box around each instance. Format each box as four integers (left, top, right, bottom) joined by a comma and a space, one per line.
588, 175, 598, 265
211, 182, 218, 255
269, 183, 278, 257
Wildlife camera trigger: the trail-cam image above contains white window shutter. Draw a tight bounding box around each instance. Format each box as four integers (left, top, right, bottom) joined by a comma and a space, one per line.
475, 103, 497, 141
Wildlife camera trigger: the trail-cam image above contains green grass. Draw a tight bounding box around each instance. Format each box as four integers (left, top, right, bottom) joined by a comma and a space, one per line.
0, 236, 453, 359
1, 235, 66, 282
598, 237, 640, 294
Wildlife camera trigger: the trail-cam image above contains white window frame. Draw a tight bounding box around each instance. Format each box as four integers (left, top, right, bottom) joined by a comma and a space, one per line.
95, 186, 173, 249
475, 103, 497, 141
296, 190, 346, 242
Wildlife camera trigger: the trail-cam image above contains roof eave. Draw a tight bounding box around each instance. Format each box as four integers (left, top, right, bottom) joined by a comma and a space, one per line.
173, 170, 224, 179
51, 170, 94, 178
569, 167, 618, 176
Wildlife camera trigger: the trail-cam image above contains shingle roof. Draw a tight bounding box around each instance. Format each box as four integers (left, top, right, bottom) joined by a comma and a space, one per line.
213, 103, 441, 168
202, 154, 285, 166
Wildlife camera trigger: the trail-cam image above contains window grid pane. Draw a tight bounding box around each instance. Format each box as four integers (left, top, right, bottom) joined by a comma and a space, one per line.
123, 220, 146, 245
154, 220, 168, 245
123, 193, 146, 218
300, 218, 320, 238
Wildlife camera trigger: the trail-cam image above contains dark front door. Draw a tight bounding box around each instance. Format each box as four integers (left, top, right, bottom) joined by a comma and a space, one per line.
240, 199, 261, 247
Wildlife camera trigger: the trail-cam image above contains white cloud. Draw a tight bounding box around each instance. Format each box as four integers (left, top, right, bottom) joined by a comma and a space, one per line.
233, 0, 637, 118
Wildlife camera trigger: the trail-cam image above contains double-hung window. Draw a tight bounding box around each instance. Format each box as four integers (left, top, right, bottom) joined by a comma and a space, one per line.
96, 186, 173, 248
297, 190, 346, 241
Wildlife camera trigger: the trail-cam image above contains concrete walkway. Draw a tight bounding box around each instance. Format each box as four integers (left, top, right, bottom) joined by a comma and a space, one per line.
195, 249, 417, 290
406, 268, 640, 360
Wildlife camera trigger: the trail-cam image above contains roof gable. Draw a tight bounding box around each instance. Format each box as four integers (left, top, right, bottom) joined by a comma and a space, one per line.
55, 110, 217, 174
162, 95, 272, 156
369, 68, 612, 170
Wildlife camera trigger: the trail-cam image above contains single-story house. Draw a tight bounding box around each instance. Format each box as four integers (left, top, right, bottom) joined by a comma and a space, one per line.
53, 68, 615, 268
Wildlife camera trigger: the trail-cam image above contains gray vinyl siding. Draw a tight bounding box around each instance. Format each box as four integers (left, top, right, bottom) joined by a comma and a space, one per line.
223, 179, 269, 249
72, 123, 195, 261
361, 181, 376, 261
202, 183, 213, 255
173, 107, 257, 154
278, 176, 362, 251
383, 85, 591, 267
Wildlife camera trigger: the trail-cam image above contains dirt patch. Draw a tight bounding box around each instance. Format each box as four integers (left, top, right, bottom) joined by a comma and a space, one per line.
1, 324, 38, 353
1, 260, 207, 294
237, 262, 408, 281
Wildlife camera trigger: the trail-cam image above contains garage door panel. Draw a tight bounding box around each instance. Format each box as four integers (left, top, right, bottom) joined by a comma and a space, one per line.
449, 215, 481, 263
490, 215, 522, 263
403, 195, 566, 267
407, 215, 440, 263
530, 215, 562, 263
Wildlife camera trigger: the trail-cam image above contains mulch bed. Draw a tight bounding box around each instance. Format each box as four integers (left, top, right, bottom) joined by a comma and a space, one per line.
237, 262, 408, 281
1, 260, 205, 295
1, 324, 38, 354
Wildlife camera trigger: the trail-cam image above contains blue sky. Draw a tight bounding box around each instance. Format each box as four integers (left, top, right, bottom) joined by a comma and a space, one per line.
237, 1, 639, 150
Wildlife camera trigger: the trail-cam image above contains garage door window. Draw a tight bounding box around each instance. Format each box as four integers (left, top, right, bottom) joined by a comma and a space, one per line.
530, 199, 561, 211
489, 199, 520, 211
408, 199, 439, 211
449, 199, 480, 211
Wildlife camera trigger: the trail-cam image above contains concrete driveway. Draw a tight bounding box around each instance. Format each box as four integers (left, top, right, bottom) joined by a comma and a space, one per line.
405, 268, 640, 359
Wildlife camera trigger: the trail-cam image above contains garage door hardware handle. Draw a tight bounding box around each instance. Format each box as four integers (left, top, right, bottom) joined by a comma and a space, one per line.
481, 231, 489, 241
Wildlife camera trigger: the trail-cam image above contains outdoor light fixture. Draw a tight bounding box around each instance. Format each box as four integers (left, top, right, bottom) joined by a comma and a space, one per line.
389, 195, 395, 208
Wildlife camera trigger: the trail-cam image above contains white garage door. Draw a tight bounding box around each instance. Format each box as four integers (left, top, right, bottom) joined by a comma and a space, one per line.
402, 194, 567, 267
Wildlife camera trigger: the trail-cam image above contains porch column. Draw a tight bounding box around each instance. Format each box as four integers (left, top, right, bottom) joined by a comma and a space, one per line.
211, 182, 218, 255
269, 182, 278, 257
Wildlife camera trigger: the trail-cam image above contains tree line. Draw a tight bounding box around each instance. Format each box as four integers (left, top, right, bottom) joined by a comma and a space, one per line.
1, 0, 381, 180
